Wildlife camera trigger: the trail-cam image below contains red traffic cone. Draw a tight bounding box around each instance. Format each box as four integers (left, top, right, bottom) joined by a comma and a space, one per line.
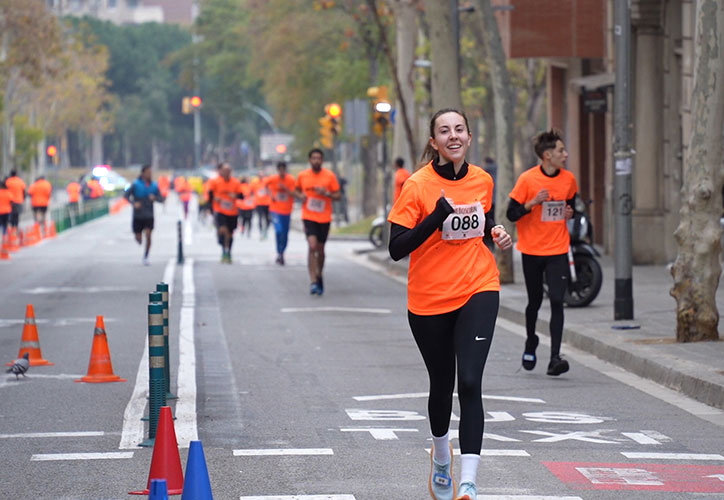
129, 406, 184, 495
6, 304, 53, 366
75, 316, 126, 383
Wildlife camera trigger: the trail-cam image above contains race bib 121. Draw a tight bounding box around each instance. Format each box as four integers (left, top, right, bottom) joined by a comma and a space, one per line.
541, 200, 566, 222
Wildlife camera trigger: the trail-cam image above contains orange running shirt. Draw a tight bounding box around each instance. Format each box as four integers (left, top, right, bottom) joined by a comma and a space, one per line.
394, 168, 411, 202
266, 173, 296, 215
252, 178, 271, 207
237, 182, 255, 211
509, 165, 578, 256
296, 168, 340, 224
210, 177, 242, 216
67, 182, 81, 203
0, 188, 11, 214
28, 179, 52, 207
387, 162, 500, 315
5, 176, 26, 204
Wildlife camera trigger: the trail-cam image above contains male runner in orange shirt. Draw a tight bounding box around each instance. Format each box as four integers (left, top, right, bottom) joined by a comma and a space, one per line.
507, 128, 578, 377
28, 176, 52, 231
210, 163, 243, 263
295, 148, 340, 295
267, 161, 296, 265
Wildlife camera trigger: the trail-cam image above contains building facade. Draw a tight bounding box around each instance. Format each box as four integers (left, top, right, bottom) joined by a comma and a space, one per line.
497, 0, 700, 264
46, 0, 193, 26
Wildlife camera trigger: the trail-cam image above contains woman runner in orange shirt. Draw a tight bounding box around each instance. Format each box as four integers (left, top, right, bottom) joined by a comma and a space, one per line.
388, 109, 512, 500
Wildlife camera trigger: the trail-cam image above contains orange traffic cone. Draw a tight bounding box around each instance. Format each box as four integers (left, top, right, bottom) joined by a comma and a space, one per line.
74, 316, 126, 383
7, 304, 53, 366
0, 234, 10, 260
48, 220, 56, 237
129, 406, 184, 495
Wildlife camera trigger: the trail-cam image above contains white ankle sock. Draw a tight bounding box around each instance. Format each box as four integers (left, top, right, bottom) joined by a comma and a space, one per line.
460, 453, 480, 485
432, 432, 450, 464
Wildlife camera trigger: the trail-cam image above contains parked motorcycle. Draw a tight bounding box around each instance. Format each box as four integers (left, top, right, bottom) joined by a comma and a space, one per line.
369, 215, 385, 249
563, 196, 603, 307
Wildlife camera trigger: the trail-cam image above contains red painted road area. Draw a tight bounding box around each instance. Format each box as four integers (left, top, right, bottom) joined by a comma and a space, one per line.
543, 462, 724, 492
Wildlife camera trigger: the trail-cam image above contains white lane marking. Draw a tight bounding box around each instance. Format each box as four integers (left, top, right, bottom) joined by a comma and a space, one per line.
280, 307, 391, 314
22, 286, 136, 294
31, 452, 133, 461
0, 431, 104, 439
0, 374, 84, 389
478, 497, 583, 500
495, 317, 724, 427
240, 496, 356, 500
175, 257, 198, 447
425, 448, 530, 457
622, 432, 662, 445
621, 452, 724, 460
233, 449, 334, 456
340, 428, 418, 440
184, 217, 193, 245
0, 318, 114, 328
119, 336, 148, 449
163, 257, 175, 296
353, 393, 545, 404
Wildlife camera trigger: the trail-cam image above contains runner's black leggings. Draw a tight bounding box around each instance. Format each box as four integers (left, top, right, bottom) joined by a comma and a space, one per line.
521, 253, 569, 358
408, 291, 499, 455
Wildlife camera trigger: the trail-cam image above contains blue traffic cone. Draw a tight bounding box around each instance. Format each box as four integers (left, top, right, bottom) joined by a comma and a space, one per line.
181, 441, 213, 499
148, 479, 169, 500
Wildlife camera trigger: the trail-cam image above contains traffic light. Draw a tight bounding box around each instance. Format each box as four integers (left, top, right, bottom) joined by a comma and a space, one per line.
46, 145, 57, 157
190, 96, 202, 109
182, 97, 191, 114
324, 102, 342, 135
319, 115, 334, 149
367, 86, 390, 136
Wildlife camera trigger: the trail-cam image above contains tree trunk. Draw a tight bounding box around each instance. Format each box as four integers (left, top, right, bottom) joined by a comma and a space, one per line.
474, 0, 515, 283
218, 115, 225, 162
360, 135, 379, 217
391, 0, 418, 165
670, 0, 724, 342
91, 131, 103, 166
422, 0, 462, 111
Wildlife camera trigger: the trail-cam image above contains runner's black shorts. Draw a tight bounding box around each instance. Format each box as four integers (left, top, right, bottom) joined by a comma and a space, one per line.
303, 219, 330, 244
32, 206, 48, 216
132, 217, 154, 233
216, 212, 238, 232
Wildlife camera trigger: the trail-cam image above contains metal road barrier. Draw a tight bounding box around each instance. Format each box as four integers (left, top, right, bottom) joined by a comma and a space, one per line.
51, 198, 110, 233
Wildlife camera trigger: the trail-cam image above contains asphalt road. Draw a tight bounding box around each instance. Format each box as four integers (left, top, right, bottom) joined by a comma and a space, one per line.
1, 197, 723, 500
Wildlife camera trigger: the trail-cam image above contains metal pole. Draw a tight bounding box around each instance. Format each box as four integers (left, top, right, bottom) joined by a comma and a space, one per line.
177, 220, 184, 265
193, 108, 201, 169
613, 0, 634, 320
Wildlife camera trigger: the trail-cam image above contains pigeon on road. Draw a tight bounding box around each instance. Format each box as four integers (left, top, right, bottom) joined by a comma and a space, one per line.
7, 352, 30, 379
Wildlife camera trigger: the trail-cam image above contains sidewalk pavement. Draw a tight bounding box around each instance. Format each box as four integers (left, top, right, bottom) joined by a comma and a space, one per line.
366, 248, 724, 411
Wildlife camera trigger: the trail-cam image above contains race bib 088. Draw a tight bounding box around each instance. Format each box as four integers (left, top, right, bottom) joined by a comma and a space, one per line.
307, 197, 326, 213
441, 202, 485, 240
541, 200, 565, 222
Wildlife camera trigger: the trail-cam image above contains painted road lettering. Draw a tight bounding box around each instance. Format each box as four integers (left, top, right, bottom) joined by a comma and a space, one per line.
544, 462, 724, 492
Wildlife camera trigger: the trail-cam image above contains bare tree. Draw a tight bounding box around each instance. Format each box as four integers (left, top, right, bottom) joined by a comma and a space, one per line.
422, 0, 462, 110
670, 0, 724, 342
472, 0, 515, 282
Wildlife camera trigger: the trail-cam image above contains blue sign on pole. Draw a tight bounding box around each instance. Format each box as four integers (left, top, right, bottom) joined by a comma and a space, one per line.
390, 108, 396, 125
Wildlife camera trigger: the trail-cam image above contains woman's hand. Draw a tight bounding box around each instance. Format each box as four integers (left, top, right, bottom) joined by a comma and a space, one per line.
491, 225, 512, 250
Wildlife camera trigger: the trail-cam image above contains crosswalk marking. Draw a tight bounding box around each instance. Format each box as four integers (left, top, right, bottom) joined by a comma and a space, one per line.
0, 431, 103, 439
239, 496, 355, 500
233, 448, 334, 456
621, 452, 724, 460
425, 448, 530, 457
31, 452, 133, 461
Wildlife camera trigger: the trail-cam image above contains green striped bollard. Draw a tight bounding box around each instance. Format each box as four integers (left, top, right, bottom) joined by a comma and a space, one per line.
156, 282, 177, 400
140, 292, 166, 447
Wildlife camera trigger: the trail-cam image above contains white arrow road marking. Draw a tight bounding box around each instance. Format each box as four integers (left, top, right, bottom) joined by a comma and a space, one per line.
353, 393, 545, 404
341, 428, 418, 440
705, 474, 724, 481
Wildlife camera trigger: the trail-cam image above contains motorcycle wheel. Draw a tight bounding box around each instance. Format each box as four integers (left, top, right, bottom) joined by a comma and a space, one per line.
369, 225, 384, 248
564, 254, 603, 307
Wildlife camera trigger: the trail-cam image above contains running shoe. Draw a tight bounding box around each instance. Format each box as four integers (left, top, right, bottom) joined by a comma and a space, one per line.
547, 355, 569, 376
310, 282, 321, 295
316, 276, 324, 296
429, 444, 455, 500
455, 481, 477, 500
143, 257, 150, 266
521, 334, 539, 371
279, 254, 285, 266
